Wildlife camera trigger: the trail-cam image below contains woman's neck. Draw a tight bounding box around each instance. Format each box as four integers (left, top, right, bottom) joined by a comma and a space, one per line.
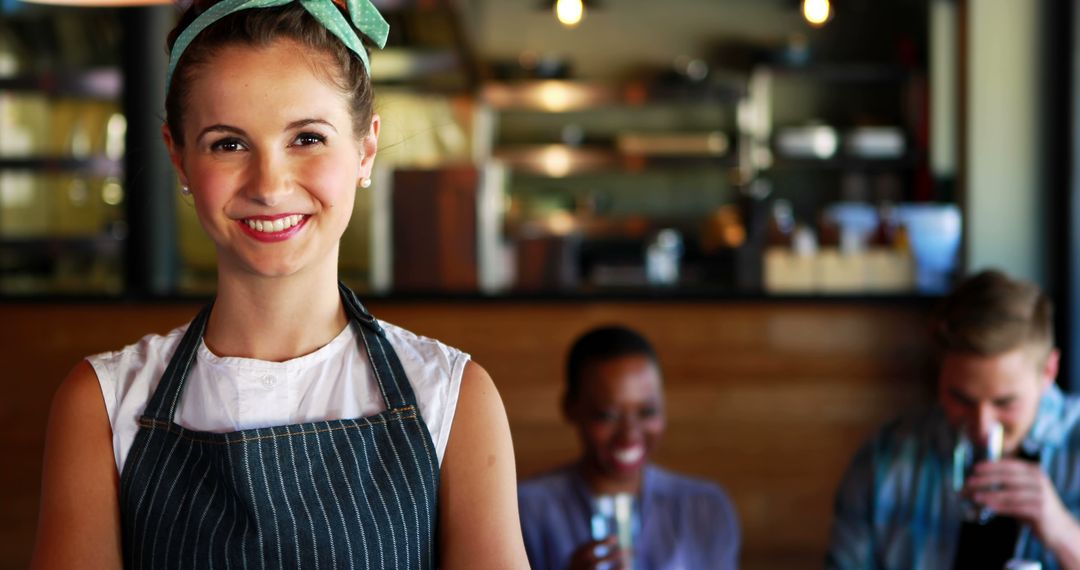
577, 460, 645, 496
205, 263, 348, 362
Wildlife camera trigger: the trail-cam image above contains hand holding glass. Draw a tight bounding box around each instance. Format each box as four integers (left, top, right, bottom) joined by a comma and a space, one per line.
953, 421, 1003, 524
590, 494, 636, 570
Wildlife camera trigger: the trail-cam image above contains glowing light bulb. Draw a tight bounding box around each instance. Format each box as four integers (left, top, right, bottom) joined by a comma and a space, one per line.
803, 0, 831, 27
537, 81, 575, 111
555, 0, 585, 28
539, 145, 573, 178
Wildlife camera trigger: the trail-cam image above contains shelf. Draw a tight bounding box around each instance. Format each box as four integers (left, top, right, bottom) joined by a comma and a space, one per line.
482, 77, 744, 112
0, 68, 122, 99
637, 77, 746, 104
494, 144, 736, 177
0, 157, 122, 177
0, 235, 124, 255
768, 154, 918, 172
371, 49, 461, 83
759, 63, 920, 84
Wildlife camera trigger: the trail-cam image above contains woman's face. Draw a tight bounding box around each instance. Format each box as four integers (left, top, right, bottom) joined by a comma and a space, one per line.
568, 354, 666, 483
163, 39, 378, 280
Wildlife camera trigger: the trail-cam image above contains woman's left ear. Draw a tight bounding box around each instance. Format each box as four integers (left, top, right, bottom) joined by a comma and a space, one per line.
357, 114, 380, 184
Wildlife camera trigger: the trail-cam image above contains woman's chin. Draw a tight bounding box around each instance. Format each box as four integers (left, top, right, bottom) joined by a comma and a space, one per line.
222, 247, 319, 278
243, 259, 302, 277
601, 458, 649, 481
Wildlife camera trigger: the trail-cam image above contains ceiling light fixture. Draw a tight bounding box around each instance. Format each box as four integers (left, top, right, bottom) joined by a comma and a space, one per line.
541, 0, 599, 29
555, 0, 584, 28
802, 0, 832, 27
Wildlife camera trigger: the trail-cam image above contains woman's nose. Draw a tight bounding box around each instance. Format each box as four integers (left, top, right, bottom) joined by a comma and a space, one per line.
614, 414, 642, 439
246, 151, 292, 206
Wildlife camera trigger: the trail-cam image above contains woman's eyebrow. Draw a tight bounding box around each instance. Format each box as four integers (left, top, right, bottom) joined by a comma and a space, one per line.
197, 124, 246, 144
286, 118, 338, 133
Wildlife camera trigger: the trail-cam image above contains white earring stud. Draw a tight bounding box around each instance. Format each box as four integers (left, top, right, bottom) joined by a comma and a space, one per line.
181, 185, 191, 195
360, 178, 372, 189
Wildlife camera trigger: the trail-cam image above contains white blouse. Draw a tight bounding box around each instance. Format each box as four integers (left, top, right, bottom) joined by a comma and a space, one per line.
88, 320, 469, 474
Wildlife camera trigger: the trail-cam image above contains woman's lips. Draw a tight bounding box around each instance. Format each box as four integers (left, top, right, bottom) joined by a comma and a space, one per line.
237, 214, 309, 242
611, 445, 646, 469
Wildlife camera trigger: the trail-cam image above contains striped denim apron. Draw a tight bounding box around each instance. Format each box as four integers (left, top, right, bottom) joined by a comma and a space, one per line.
119, 283, 439, 569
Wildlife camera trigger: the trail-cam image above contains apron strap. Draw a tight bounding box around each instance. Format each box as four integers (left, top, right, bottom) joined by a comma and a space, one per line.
142, 302, 213, 423
339, 281, 420, 410
141, 283, 419, 423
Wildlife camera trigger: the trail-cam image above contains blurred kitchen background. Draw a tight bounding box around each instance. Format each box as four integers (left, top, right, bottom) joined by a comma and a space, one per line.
2, 0, 1077, 568
1, 0, 976, 299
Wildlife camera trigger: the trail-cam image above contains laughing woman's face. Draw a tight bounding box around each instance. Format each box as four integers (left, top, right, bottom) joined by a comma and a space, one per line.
568, 354, 666, 486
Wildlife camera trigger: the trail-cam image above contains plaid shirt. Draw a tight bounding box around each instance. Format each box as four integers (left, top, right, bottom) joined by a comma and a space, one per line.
827, 385, 1080, 570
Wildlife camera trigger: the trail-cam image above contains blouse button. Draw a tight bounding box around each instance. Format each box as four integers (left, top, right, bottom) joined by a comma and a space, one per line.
261, 375, 277, 389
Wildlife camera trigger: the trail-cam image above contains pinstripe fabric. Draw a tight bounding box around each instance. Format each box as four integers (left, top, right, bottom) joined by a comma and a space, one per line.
119, 283, 439, 569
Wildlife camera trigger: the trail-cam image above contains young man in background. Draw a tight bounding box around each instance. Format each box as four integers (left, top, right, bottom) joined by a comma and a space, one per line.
828, 270, 1080, 569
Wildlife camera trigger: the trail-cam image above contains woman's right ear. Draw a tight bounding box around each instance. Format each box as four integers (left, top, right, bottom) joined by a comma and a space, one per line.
161, 124, 188, 186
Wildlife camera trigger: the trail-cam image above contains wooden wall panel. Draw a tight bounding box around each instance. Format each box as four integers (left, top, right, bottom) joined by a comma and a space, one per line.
0, 300, 934, 569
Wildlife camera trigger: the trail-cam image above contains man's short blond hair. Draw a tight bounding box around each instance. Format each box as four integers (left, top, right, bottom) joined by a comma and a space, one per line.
933, 269, 1054, 363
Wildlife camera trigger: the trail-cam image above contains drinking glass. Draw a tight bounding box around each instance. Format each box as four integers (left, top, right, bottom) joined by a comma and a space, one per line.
952, 421, 1003, 524
590, 493, 637, 570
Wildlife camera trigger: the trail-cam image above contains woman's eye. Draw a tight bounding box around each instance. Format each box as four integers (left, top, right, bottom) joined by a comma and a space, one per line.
594, 410, 619, 423
639, 407, 658, 419
293, 132, 326, 146
210, 138, 246, 153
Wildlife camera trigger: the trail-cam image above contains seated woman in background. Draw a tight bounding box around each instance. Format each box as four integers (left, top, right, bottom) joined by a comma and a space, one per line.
518, 325, 741, 570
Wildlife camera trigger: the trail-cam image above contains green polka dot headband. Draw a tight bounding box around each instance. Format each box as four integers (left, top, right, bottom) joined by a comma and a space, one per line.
166, 0, 389, 89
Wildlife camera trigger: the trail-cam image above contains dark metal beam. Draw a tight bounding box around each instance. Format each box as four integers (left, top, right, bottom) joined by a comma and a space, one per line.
121, 6, 179, 297
1058, 0, 1077, 391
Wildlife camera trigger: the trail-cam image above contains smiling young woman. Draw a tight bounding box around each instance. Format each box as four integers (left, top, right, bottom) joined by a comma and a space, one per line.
30, 1, 529, 568
164, 39, 370, 289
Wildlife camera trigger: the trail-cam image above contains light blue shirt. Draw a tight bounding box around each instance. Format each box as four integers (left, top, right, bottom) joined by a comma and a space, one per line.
827, 385, 1080, 570
518, 464, 740, 570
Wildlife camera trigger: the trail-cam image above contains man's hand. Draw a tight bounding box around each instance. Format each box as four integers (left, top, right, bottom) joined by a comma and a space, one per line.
966, 459, 1080, 569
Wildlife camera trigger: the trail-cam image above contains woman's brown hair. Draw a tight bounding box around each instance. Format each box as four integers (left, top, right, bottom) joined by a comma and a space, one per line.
164, 0, 375, 146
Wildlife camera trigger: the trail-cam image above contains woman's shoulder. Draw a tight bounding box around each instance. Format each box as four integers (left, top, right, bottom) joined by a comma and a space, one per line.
378, 320, 468, 358
86, 324, 189, 377
374, 321, 472, 461
376, 320, 471, 380
85, 324, 190, 417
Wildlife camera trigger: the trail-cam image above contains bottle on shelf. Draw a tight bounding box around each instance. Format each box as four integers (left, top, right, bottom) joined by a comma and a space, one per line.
864, 202, 915, 292
765, 199, 795, 247
763, 199, 818, 293
816, 210, 865, 293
